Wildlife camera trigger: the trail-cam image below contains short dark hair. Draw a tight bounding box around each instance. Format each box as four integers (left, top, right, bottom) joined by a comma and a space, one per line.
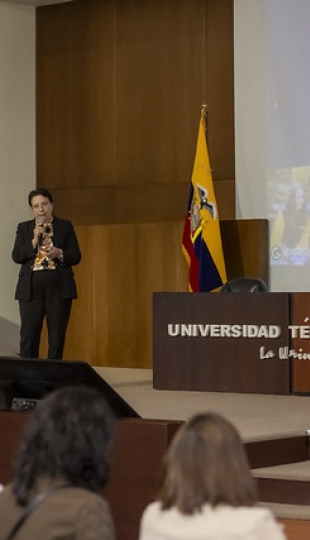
12, 386, 115, 505
158, 412, 258, 514
28, 188, 53, 207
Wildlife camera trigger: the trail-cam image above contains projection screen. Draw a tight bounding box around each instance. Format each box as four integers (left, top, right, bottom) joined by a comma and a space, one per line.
234, 0, 310, 292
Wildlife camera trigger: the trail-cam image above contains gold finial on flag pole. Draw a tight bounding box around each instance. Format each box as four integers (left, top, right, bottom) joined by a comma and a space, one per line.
201, 104, 208, 118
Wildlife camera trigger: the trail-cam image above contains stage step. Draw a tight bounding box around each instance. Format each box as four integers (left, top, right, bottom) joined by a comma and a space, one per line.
257, 469, 310, 540
260, 502, 310, 520
253, 460, 310, 482
252, 460, 310, 507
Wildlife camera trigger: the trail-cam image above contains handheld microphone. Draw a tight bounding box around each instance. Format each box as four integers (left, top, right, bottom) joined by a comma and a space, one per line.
37, 218, 44, 246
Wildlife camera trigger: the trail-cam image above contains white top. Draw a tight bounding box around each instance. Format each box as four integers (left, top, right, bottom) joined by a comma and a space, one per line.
139, 501, 287, 540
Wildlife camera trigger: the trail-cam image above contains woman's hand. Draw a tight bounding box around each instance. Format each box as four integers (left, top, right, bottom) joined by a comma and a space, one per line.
46, 245, 63, 261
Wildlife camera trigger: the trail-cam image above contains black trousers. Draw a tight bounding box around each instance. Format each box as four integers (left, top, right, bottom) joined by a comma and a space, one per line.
19, 271, 72, 360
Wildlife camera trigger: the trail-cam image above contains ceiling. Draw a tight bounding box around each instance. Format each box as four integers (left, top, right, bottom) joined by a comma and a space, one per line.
3, 0, 74, 6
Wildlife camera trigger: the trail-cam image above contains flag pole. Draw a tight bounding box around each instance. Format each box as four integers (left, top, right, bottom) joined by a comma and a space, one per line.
201, 103, 208, 145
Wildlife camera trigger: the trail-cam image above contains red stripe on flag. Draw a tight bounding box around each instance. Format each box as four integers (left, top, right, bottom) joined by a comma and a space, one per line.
182, 214, 199, 292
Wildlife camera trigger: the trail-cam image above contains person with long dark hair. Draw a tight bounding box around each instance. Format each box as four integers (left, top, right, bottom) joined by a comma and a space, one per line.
0, 386, 115, 540
139, 412, 286, 540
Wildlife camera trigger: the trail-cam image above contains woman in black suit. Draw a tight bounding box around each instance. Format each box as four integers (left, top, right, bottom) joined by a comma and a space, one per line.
12, 188, 81, 360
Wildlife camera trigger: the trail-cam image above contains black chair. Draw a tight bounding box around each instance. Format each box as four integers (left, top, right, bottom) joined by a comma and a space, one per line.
220, 277, 268, 293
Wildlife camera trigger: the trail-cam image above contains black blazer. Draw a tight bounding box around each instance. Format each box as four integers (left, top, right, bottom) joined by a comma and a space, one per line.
12, 216, 82, 302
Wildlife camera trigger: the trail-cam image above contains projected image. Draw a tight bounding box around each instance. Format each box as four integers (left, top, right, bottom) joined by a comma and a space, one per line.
268, 166, 310, 265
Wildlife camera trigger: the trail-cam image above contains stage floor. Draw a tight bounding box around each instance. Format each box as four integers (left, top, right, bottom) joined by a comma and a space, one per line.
95, 367, 310, 442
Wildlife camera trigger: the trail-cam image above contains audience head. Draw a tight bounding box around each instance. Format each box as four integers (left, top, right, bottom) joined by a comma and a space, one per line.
13, 385, 115, 505
158, 412, 258, 514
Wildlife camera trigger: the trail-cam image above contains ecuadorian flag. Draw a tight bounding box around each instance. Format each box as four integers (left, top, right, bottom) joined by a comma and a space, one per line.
182, 106, 227, 292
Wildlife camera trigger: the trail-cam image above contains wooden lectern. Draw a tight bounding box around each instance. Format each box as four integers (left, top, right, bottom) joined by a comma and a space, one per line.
153, 292, 291, 395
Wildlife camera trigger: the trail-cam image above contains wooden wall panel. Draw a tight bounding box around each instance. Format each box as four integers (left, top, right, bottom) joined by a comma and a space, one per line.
36, 0, 117, 187
47, 179, 235, 226
205, 0, 235, 179
115, 0, 206, 187
37, 0, 235, 194
36, 0, 237, 367
220, 219, 269, 284
81, 223, 187, 367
